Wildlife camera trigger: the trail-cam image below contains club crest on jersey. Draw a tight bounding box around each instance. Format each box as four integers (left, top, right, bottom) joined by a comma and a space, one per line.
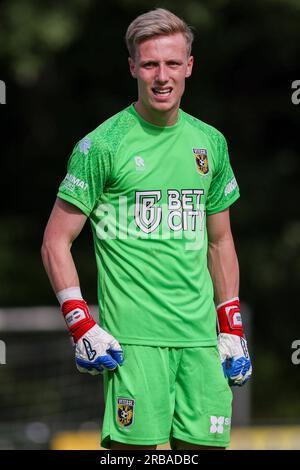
193, 148, 209, 175
117, 398, 135, 428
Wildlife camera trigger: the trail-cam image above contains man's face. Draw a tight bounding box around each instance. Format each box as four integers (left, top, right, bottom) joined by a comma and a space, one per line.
129, 33, 194, 125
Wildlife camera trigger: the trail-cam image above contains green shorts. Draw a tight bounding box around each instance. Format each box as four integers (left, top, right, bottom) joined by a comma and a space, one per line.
101, 345, 232, 449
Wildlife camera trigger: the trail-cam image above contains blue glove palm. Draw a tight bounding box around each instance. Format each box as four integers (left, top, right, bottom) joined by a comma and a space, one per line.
218, 333, 252, 386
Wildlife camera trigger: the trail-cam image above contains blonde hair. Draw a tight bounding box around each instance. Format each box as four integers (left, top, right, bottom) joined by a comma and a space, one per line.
125, 8, 194, 58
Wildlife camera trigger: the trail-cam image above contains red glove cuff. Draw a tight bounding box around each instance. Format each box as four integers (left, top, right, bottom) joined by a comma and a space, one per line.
216, 297, 244, 338
61, 299, 96, 343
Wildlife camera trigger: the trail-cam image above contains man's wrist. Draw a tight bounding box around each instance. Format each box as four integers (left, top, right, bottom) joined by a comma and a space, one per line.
60, 297, 96, 343
216, 297, 244, 337
56, 286, 83, 306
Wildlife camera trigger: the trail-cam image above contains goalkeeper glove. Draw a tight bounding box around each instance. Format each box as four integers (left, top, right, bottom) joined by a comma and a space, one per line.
217, 297, 252, 386
62, 299, 124, 375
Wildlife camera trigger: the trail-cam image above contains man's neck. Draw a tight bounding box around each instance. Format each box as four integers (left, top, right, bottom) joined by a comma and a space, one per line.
134, 102, 179, 127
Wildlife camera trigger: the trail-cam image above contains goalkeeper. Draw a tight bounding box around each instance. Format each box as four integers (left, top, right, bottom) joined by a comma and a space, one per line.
41, 8, 252, 450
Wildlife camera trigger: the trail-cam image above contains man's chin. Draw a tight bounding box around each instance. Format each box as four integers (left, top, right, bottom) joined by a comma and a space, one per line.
149, 99, 178, 113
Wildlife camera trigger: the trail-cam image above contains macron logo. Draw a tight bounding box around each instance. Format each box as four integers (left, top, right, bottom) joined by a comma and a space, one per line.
210, 416, 231, 434
134, 156, 145, 171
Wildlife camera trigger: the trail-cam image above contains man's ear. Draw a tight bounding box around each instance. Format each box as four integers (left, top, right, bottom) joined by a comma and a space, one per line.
128, 57, 137, 78
185, 55, 194, 78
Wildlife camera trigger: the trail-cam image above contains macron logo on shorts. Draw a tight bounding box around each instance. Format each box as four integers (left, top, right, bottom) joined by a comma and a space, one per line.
210, 416, 231, 434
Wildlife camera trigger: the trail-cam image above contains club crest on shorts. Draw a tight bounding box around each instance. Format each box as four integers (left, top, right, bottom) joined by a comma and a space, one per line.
117, 398, 135, 428
193, 148, 209, 175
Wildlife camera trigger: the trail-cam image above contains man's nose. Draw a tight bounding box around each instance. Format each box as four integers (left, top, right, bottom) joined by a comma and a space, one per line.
156, 65, 169, 83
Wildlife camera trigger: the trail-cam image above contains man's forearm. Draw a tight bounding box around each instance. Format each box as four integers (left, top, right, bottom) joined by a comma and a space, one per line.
41, 238, 80, 294
209, 236, 252, 387
208, 235, 239, 305
41, 215, 124, 376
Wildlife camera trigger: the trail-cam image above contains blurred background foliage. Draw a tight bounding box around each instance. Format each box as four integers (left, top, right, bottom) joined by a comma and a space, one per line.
1, 0, 300, 425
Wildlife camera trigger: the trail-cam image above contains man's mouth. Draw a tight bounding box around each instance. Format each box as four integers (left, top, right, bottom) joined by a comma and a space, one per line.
152, 87, 172, 96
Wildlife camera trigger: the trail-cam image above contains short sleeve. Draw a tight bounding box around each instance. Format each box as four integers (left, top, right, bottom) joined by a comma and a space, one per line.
57, 135, 112, 216
206, 133, 240, 215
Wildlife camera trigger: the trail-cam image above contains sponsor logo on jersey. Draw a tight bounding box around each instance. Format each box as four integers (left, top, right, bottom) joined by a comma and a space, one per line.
224, 177, 237, 196
62, 173, 88, 192
117, 398, 135, 428
135, 190, 162, 233
193, 148, 209, 175
79, 137, 92, 155
209, 416, 231, 434
134, 156, 145, 171
135, 189, 205, 235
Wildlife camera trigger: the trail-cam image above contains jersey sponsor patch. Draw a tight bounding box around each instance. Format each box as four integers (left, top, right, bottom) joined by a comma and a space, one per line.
224, 177, 237, 196
134, 189, 205, 236
61, 173, 88, 192
117, 398, 135, 428
193, 148, 209, 175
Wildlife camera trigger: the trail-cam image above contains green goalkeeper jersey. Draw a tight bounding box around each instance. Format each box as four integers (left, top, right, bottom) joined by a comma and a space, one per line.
58, 104, 240, 346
